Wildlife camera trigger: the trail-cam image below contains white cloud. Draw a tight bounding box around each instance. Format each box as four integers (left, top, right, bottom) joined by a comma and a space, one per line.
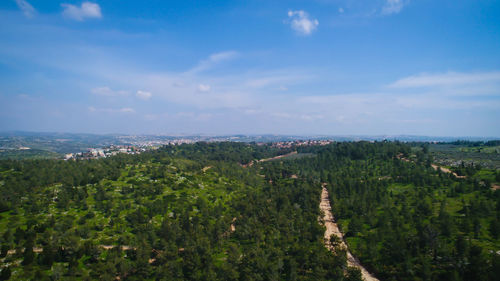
243, 108, 261, 115
338, 7, 344, 13
381, 0, 407, 15
198, 84, 211, 92
136, 90, 152, 100
4, 11, 498, 136
269, 111, 324, 122
189, 51, 238, 74
389, 71, 500, 89
120, 107, 135, 113
15, 0, 36, 18
296, 79, 500, 114
208, 51, 239, 63
61, 2, 102, 21
300, 114, 324, 121
91, 86, 128, 96
287, 10, 319, 35
175, 112, 213, 121
245, 77, 287, 88
126, 66, 312, 110
243, 71, 311, 88
88, 106, 135, 113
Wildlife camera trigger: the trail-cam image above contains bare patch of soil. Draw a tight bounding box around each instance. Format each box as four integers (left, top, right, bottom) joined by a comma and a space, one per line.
431, 164, 466, 178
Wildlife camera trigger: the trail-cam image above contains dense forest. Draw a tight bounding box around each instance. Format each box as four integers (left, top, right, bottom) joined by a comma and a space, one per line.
0, 141, 499, 280
266, 142, 500, 280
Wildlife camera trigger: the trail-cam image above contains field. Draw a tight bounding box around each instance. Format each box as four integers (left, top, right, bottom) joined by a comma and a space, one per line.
429, 143, 500, 169
0, 149, 60, 160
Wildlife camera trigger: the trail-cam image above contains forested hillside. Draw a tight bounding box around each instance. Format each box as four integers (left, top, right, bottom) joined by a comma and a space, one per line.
265, 142, 500, 280
0, 142, 351, 280
0, 141, 499, 280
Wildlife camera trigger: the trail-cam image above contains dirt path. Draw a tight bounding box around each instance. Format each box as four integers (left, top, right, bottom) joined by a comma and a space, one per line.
431, 164, 466, 178
396, 154, 465, 179
258, 151, 297, 163
320, 185, 379, 281
242, 151, 298, 167
6, 247, 43, 255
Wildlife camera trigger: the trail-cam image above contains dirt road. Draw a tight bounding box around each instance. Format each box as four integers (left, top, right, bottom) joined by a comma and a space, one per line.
258, 151, 297, 163
431, 164, 466, 178
320, 185, 379, 281
242, 151, 298, 167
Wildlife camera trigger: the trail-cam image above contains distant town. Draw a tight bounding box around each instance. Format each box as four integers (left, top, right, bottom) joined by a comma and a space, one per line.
64, 139, 336, 160
63, 138, 201, 160
270, 139, 333, 149
64, 145, 144, 160
1, 132, 498, 162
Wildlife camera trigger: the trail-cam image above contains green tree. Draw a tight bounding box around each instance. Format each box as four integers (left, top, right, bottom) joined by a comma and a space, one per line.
0, 267, 11, 281
346, 267, 363, 281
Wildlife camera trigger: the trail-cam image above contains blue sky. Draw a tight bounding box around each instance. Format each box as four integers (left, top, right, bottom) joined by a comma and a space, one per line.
0, 0, 499, 136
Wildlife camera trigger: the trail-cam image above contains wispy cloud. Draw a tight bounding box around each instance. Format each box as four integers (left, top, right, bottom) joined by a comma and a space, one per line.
283, 69, 500, 127
244, 73, 307, 88
136, 90, 152, 100
389, 71, 500, 89
136, 66, 312, 110
271, 111, 324, 121
189, 51, 239, 74
15, 0, 36, 18
88, 106, 135, 113
287, 10, 319, 35
91, 86, 128, 96
61, 1, 102, 21
176, 112, 213, 121
381, 0, 408, 15
120, 107, 135, 113
197, 84, 211, 92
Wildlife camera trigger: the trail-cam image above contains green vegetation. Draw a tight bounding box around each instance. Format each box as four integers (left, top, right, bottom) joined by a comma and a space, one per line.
0, 141, 499, 280
429, 142, 500, 169
0, 149, 59, 160
269, 141, 500, 280
0, 142, 349, 280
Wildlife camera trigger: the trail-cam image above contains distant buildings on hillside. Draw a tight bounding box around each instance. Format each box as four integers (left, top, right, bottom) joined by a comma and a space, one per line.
271, 140, 333, 149
64, 145, 145, 160
64, 139, 334, 160
63, 139, 200, 160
